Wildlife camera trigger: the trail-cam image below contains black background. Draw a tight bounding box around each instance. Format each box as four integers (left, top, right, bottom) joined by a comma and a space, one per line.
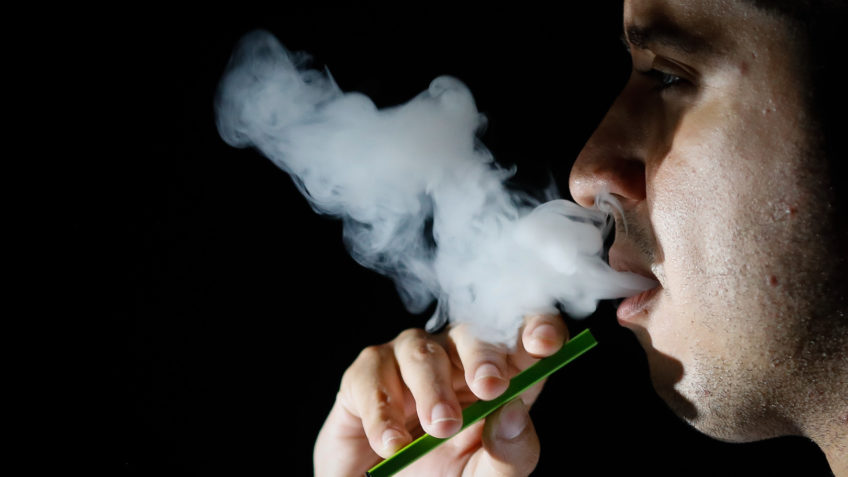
91, 4, 834, 476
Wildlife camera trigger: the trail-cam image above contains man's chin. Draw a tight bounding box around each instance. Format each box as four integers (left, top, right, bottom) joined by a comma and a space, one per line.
635, 332, 776, 442
652, 379, 778, 444
641, 346, 697, 421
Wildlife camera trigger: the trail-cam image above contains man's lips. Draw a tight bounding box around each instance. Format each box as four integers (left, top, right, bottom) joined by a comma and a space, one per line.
616, 285, 661, 324
608, 244, 661, 324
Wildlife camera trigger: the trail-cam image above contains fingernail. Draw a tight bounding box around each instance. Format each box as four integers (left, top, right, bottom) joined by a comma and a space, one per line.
381, 428, 405, 453
430, 402, 460, 426
496, 399, 528, 440
473, 363, 504, 383
530, 324, 558, 347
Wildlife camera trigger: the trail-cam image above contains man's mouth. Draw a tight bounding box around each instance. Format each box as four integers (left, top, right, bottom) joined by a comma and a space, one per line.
608, 244, 662, 324
616, 285, 661, 324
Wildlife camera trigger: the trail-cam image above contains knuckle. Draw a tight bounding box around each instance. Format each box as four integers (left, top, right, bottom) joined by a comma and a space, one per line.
372, 386, 393, 414
338, 367, 356, 395
395, 329, 447, 363
341, 345, 390, 387
407, 337, 444, 363
356, 344, 387, 364
397, 327, 428, 342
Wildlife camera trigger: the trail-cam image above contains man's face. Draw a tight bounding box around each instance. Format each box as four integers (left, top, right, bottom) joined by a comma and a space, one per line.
570, 0, 836, 441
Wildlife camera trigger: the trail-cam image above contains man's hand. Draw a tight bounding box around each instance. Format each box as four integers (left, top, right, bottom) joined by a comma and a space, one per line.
313, 314, 568, 477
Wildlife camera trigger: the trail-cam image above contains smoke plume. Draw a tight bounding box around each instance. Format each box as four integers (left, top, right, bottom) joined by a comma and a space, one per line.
215, 30, 656, 345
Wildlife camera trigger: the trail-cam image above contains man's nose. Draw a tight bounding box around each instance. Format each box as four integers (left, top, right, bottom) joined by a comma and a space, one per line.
568, 92, 647, 209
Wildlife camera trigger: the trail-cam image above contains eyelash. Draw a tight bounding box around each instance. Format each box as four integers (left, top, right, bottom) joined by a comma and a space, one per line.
640, 69, 684, 91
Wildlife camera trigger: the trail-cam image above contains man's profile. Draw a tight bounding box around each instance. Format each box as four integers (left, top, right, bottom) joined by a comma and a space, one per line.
314, 1, 847, 475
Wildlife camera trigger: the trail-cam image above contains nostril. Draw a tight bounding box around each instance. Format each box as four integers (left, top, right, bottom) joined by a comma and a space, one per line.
596, 189, 629, 237
569, 156, 646, 209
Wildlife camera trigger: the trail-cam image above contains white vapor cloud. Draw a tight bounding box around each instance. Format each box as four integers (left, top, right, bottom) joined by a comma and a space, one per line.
215, 30, 656, 345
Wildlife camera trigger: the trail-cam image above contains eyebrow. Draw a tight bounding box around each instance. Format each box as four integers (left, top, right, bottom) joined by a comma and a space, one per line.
623, 21, 714, 56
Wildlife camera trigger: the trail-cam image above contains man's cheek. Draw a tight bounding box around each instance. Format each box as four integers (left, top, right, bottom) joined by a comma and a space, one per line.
651, 189, 707, 294
649, 150, 708, 258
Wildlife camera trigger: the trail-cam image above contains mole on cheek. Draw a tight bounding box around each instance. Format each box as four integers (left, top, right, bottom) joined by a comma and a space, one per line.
767, 275, 779, 287
770, 203, 797, 221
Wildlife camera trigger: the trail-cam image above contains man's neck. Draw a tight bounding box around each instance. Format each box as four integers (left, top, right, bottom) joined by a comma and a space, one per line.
792, 316, 848, 476
803, 329, 848, 476
821, 417, 847, 477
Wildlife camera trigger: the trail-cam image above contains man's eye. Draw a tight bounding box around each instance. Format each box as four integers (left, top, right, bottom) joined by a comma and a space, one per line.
640, 69, 684, 90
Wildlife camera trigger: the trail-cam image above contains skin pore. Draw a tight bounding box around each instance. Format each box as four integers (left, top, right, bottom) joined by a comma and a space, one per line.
569, 0, 847, 473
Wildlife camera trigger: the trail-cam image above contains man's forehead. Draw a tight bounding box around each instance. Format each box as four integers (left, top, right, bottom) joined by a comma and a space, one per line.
623, 18, 714, 55
624, 0, 729, 23
622, 0, 752, 56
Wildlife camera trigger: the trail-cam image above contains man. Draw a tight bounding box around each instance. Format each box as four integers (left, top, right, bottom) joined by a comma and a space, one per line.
314, 0, 847, 475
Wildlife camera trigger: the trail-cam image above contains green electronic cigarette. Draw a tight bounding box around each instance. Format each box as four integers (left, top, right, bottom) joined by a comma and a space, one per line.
366, 328, 598, 477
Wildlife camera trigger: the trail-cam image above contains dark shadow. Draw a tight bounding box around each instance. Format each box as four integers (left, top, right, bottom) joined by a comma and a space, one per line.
625, 322, 698, 421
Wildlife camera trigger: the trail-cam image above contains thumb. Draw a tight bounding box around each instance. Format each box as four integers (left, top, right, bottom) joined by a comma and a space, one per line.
474, 399, 540, 476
